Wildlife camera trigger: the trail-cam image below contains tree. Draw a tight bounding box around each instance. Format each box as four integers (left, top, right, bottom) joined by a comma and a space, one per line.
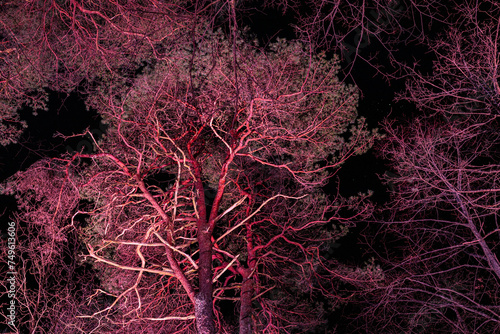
1, 160, 98, 333
256, 0, 448, 78
393, 0, 500, 117
353, 2, 500, 332
361, 115, 500, 333
1, 16, 380, 334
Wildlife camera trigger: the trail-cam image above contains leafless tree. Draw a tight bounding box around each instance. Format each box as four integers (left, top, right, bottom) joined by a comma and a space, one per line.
360, 115, 500, 333
398, 0, 500, 116
343, 1, 500, 332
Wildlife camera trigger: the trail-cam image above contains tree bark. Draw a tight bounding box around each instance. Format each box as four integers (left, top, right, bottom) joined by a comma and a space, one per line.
239, 267, 253, 334
195, 219, 215, 333
194, 286, 215, 334
195, 214, 216, 333
190, 148, 216, 333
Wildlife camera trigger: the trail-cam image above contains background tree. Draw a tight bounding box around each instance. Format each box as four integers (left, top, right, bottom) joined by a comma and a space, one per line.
361, 116, 500, 333
0, 160, 99, 333
254, 0, 448, 78
399, 0, 500, 116
354, 1, 500, 332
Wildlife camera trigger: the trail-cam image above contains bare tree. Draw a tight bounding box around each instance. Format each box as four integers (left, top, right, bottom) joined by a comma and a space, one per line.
399, 0, 500, 116
342, 1, 500, 332
360, 115, 500, 333
256, 0, 449, 78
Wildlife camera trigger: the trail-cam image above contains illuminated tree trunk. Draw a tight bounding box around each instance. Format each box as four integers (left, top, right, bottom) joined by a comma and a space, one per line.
239, 267, 253, 334
191, 153, 216, 334
194, 228, 215, 334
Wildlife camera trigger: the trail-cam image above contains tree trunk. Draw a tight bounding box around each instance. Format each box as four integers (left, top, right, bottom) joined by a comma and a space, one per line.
189, 154, 216, 333
456, 194, 500, 279
239, 268, 253, 334
195, 230, 215, 334
194, 293, 215, 334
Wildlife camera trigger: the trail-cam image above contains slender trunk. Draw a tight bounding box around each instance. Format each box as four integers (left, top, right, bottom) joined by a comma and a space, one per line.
240, 201, 255, 334
467, 220, 500, 279
239, 267, 253, 334
456, 194, 500, 279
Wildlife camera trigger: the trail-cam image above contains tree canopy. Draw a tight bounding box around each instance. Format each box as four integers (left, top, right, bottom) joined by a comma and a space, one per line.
1, 1, 499, 333
1, 2, 379, 333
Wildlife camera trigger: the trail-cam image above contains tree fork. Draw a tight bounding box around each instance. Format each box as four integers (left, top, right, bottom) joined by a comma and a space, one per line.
188, 132, 216, 333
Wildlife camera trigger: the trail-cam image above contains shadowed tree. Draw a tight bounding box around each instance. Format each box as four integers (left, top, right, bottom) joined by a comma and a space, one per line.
399, 0, 500, 117
254, 0, 448, 78
362, 115, 500, 333
354, 1, 500, 331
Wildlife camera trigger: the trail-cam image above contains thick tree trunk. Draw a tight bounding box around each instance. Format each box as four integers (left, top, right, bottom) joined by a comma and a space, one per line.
187, 146, 216, 333
195, 224, 215, 334
194, 292, 215, 334
239, 268, 253, 334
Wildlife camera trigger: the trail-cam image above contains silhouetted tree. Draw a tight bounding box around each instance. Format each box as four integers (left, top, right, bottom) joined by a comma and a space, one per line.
362, 115, 500, 333
356, 1, 500, 332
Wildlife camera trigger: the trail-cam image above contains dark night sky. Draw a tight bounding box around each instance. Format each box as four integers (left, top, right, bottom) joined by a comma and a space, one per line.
0, 91, 101, 179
